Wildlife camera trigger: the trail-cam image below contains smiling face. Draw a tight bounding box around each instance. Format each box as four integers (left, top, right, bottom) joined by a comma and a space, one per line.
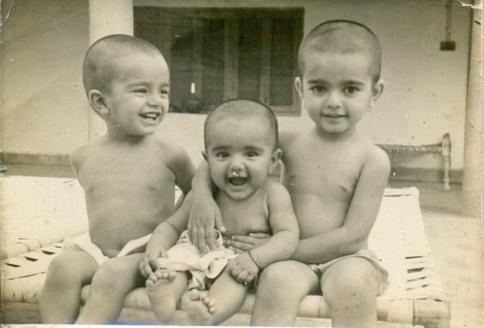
102, 52, 170, 138
296, 51, 383, 136
205, 115, 279, 201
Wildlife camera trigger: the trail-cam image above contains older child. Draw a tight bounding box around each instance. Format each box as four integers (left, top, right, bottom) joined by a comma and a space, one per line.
190, 20, 390, 328
39, 35, 195, 324
140, 100, 299, 325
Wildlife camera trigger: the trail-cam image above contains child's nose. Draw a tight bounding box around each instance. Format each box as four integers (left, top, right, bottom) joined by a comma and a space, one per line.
326, 91, 342, 109
229, 155, 244, 172
147, 93, 162, 107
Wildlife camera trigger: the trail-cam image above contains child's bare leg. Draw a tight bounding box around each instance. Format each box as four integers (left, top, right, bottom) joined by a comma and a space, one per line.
321, 257, 381, 328
39, 251, 98, 323
76, 253, 144, 324
146, 269, 187, 323
251, 260, 318, 326
181, 270, 248, 325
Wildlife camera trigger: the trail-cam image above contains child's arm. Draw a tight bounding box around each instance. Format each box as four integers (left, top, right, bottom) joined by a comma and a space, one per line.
188, 161, 226, 252
140, 194, 191, 277
69, 145, 88, 182
169, 145, 196, 196
293, 148, 390, 264
228, 182, 299, 284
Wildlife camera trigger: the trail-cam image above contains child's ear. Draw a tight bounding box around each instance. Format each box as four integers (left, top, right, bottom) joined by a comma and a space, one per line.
371, 79, 385, 101
88, 89, 109, 115
269, 148, 283, 173
294, 77, 304, 100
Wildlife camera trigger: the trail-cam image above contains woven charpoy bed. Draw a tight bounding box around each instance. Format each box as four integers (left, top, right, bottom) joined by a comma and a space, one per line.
0, 176, 449, 327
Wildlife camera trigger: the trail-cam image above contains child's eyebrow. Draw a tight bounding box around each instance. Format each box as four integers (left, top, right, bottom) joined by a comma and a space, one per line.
126, 81, 149, 87
306, 79, 328, 84
125, 81, 170, 88
211, 145, 230, 151
343, 80, 365, 85
245, 145, 265, 151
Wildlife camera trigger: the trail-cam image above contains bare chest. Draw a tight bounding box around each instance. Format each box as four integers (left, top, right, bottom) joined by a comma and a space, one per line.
284, 144, 362, 200
217, 194, 270, 236
78, 150, 175, 193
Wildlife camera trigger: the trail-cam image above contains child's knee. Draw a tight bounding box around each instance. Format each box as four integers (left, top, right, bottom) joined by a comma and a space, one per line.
90, 260, 137, 293
322, 258, 380, 305
259, 262, 293, 290
259, 261, 315, 298
45, 254, 85, 287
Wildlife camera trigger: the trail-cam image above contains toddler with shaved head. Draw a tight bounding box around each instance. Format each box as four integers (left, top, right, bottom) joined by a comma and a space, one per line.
40, 34, 195, 324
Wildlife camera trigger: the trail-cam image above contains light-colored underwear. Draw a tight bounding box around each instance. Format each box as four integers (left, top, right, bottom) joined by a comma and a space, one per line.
309, 249, 389, 295
64, 233, 152, 266
157, 230, 237, 290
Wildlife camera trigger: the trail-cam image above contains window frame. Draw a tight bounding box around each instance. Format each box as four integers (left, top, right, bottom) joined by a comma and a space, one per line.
134, 7, 304, 115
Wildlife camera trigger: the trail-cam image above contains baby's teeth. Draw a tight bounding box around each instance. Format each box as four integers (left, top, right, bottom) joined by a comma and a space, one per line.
143, 113, 159, 119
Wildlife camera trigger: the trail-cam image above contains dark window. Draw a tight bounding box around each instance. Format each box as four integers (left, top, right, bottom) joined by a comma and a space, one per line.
134, 7, 303, 114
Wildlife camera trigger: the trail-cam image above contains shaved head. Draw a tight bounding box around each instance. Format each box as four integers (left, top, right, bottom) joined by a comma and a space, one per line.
204, 99, 279, 150
82, 34, 165, 95
298, 20, 382, 82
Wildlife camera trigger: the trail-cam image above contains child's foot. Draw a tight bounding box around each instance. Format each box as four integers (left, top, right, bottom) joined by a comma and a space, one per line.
146, 269, 178, 323
180, 289, 216, 325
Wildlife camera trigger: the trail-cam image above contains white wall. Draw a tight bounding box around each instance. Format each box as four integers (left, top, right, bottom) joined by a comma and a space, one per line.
3, 0, 89, 155
3, 0, 471, 171
142, 0, 471, 170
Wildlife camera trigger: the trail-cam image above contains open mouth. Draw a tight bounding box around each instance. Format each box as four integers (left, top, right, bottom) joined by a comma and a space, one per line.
140, 112, 161, 120
228, 177, 248, 186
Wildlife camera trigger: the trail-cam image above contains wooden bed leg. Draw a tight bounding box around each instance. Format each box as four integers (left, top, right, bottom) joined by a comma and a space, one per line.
387, 300, 414, 324
441, 133, 451, 191
414, 299, 451, 328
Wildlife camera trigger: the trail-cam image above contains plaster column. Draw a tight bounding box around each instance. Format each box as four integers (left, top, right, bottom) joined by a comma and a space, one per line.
462, 2, 482, 218
87, 0, 134, 140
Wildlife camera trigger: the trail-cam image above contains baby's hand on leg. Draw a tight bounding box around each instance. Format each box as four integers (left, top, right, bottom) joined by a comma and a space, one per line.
140, 246, 167, 278
227, 254, 259, 286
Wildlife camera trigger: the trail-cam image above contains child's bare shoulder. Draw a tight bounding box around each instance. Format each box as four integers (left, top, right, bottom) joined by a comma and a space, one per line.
151, 138, 192, 169
265, 179, 292, 203
279, 129, 300, 149
363, 142, 391, 173
70, 139, 103, 169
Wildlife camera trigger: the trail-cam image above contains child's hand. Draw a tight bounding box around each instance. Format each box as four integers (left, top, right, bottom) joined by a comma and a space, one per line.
227, 253, 259, 286
225, 232, 271, 252
140, 247, 167, 278
188, 196, 225, 253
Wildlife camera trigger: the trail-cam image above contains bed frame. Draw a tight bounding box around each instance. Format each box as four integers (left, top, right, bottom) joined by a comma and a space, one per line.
1, 176, 450, 327
377, 133, 451, 191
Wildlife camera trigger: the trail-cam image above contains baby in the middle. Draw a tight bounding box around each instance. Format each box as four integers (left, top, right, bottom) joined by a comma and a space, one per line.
140, 99, 299, 325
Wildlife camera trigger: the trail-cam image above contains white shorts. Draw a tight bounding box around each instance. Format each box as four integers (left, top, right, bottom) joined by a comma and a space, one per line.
309, 249, 389, 295
64, 233, 151, 266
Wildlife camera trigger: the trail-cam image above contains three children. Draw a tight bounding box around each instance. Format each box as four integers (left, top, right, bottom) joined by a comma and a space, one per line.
42, 18, 390, 328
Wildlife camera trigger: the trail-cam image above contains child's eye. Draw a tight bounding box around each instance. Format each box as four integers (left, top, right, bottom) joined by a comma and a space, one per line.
343, 86, 360, 95
133, 88, 148, 94
310, 85, 326, 95
160, 89, 170, 96
246, 151, 259, 158
215, 151, 229, 159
